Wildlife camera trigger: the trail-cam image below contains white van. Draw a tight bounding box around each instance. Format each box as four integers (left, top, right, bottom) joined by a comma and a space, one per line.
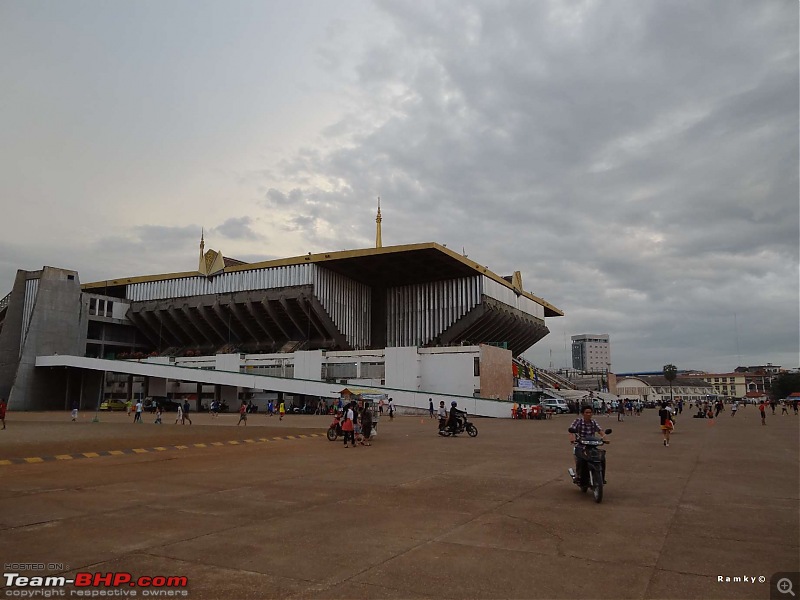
541, 398, 570, 414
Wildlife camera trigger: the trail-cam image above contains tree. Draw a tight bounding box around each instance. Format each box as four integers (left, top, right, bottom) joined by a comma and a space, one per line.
663, 364, 678, 405
770, 372, 800, 401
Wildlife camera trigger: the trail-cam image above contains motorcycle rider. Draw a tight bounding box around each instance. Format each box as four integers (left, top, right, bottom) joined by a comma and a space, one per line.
447, 400, 466, 435
569, 405, 608, 485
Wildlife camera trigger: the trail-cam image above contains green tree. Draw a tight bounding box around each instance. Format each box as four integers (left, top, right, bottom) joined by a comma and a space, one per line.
663, 364, 678, 404
770, 372, 800, 401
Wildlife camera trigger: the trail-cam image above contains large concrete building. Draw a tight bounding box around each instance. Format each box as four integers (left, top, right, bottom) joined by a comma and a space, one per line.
0, 235, 563, 411
571, 333, 611, 372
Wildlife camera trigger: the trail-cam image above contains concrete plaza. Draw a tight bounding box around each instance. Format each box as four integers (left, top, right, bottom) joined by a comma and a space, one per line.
0, 405, 797, 599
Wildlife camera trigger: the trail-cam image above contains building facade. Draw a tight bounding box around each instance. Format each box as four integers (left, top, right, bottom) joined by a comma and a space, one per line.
0, 242, 562, 410
571, 333, 611, 373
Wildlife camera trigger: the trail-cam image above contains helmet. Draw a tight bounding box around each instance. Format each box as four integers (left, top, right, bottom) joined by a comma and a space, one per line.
451, 401, 457, 406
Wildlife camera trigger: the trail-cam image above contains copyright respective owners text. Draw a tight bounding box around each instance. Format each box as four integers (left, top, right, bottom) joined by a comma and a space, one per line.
3, 563, 189, 598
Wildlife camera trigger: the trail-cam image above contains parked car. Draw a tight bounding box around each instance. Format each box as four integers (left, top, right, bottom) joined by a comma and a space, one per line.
541, 399, 570, 414
99, 399, 127, 411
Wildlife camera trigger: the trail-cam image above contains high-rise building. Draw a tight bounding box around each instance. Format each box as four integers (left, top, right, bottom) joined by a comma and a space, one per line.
571, 334, 611, 373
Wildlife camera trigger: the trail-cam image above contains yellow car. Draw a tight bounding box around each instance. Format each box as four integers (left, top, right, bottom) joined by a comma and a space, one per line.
99, 399, 128, 411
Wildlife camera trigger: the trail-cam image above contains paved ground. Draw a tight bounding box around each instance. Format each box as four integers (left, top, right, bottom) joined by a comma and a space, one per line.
0, 406, 797, 599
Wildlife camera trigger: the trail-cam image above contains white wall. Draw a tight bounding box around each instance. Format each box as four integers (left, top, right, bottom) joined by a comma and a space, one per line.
294, 350, 323, 380
385, 347, 420, 390
419, 350, 476, 397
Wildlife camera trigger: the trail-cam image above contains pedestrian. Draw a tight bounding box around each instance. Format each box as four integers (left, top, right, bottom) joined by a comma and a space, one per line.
429, 398, 434, 419
758, 400, 767, 425
617, 402, 625, 422
388, 398, 394, 420
132, 399, 143, 423
378, 398, 384, 415
175, 403, 183, 425
154, 406, 163, 424
0, 398, 6, 430
71, 400, 79, 422
781, 401, 789, 415
437, 400, 448, 432
279, 401, 286, 421
267, 400, 274, 417
182, 400, 193, 425
341, 402, 355, 448
237, 401, 248, 426
659, 402, 673, 447
126, 399, 133, 417
731, 401, 738, 417
360, 404, 373, 446
210, 400, 219, 418
770, 400, 777, 415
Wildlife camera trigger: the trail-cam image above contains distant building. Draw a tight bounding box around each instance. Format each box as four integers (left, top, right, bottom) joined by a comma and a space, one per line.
616, 375, 715, 404
571, 334, 610, 373
681, 372, 748, 399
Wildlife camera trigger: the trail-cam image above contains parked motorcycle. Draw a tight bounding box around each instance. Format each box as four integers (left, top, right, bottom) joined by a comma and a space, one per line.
327, 414, 343, 441
567, 427, 612, 503
438, 413, 478, 437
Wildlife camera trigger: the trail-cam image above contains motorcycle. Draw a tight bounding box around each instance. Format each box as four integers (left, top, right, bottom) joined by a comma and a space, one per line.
327, 413, 343, 441
567, 427, 612, 503
438, 413, 478, 437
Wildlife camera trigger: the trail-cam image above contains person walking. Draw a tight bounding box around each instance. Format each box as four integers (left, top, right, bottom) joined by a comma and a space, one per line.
659, 402, 673, 447
71, 400, 79, 422
154, 406, 163, 424
0, 398, 6, 430
341, 402, 355, 448
133, 399, 143, 423
429, 398, 434, 419
360, 404, 373, 446
781, 401, 789, 415
617, 402, 625, 422
388, 398, 394, 420
175, 403, 184, 425
267, 400, 274, 417
437, 400, 448, 433
758, 400, 767, 425
279, 401, 286, 421
237, 401, 248, 426
182, 400, 193, 425
731, 401, 738, 417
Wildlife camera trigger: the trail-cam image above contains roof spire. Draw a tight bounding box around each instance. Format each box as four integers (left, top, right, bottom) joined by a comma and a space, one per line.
375, 196, 382, 248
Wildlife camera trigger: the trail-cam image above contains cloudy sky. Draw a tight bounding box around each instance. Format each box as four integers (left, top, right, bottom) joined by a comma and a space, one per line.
1, 0, 797, 373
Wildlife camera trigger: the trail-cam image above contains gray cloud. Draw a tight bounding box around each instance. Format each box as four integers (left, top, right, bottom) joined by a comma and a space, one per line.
1, 0, 796, 373
262, 0, 798, 371
212, 217, 260, 240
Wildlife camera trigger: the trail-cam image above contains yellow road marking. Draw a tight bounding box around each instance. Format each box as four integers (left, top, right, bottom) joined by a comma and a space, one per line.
244, 439, 255, 444
24, 457, 44, 463
211, 442, 224, 446
175, 445, 188, 450
82, 452, 100, 458
153, 447, 167, 451
228, 441, 240, 445
132, 448, 148, 454
108, 450, 124, 455
193, 443, 207, 448
0, 459, 12, 466
55, 455, 73, 460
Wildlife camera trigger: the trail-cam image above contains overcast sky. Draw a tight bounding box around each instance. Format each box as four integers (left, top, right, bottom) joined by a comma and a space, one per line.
1, 0, 797, 373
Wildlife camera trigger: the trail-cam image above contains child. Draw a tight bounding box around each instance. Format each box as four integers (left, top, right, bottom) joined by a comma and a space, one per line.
154, 407, 163, 424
